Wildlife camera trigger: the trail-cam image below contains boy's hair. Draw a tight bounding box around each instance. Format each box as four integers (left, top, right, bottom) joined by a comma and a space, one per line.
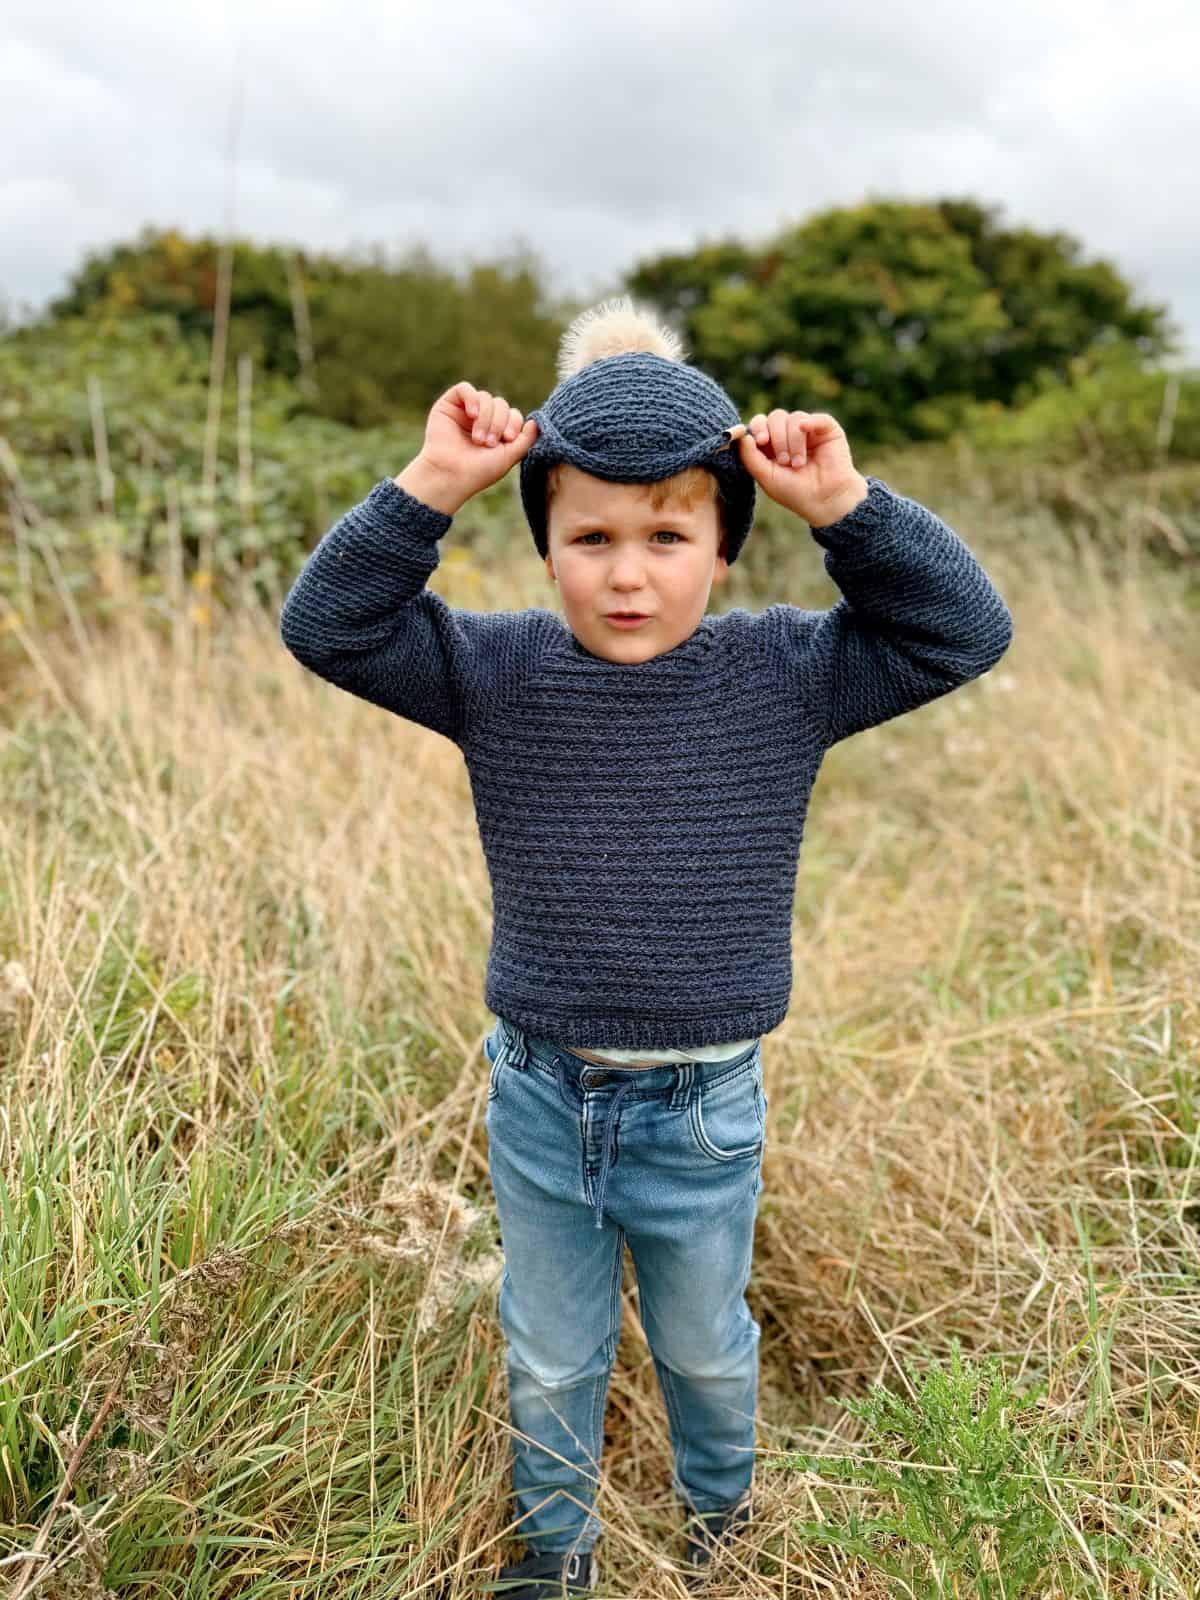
545, 462, 730, 557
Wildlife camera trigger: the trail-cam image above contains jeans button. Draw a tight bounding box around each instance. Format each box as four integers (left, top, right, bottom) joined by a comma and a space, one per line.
582, 1069, 610, 1087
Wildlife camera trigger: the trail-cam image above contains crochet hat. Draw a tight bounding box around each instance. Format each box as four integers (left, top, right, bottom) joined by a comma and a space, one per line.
518, 296, 756, 565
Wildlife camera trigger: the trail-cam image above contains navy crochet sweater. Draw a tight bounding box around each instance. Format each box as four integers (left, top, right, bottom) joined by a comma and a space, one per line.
279, 474, 1013, 1049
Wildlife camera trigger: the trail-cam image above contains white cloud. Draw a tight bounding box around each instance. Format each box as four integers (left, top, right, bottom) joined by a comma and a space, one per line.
2, 0, 1196, 362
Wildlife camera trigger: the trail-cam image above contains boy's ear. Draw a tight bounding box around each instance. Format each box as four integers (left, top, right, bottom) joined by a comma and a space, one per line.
713, 529, 729, 582
544, 553, 556, 582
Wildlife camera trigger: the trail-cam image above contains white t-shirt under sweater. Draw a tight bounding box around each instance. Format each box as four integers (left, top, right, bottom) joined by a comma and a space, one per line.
570, 1038, 758, 1069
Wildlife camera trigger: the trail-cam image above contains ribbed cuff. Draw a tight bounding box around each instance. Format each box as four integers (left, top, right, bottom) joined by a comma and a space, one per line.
808, 475, 892, 545
361, 476, 454, 542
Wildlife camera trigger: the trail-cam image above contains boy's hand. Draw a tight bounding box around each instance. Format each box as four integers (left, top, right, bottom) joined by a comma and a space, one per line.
733, 410, 869, 528
398, 382, 540, 513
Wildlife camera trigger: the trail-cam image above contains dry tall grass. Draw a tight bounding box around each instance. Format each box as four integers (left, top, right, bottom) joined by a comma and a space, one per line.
1, 482, 1197, 1597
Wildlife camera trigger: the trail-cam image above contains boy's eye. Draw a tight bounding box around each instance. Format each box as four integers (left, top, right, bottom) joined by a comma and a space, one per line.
575, 531, 683, 545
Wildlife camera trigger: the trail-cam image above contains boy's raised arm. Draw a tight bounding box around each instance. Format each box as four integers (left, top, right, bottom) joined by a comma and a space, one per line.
280, 476, 488, 746
760, 476, 1014, 748
279, 382, 541, 748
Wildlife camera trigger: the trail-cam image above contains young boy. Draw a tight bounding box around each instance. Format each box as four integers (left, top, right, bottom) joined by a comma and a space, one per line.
279, 297, 1013, 1598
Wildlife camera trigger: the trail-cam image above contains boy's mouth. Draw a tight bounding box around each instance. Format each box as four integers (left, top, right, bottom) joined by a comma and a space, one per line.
605, 612, 652, 627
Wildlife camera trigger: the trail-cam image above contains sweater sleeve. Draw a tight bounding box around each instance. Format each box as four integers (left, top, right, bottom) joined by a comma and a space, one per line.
755, 475, 1013, 749
278, 476, 525, 748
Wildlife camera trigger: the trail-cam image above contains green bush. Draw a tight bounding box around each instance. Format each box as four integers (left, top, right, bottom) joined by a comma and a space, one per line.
962, 342, 1200, 469
0, 312, 415, 617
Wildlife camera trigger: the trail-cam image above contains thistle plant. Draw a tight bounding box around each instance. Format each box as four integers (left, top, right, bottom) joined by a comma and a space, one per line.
786, 1343, 1149, 1598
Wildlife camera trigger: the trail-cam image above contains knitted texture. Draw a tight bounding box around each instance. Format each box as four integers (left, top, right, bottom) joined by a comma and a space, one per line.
519, 350, 757, 564
279, 474, 1013, 1049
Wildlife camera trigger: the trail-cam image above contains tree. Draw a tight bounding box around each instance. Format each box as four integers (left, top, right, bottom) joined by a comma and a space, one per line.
44, 228, 568, 429
624, 199, 1180, 445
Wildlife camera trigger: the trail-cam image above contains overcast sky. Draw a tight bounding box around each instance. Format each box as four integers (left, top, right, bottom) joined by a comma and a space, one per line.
3, 0, 1198, 365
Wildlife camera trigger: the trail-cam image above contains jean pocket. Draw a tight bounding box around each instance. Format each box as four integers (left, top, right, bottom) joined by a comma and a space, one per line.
690, 1055, 764, 1162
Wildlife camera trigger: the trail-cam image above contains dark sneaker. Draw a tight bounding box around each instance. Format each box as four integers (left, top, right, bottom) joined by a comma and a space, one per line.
489, 1545, 598, 1598
681, 1491, 753, 1590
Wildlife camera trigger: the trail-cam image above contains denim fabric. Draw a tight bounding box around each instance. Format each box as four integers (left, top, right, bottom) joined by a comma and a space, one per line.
483, 1015, 768, 1556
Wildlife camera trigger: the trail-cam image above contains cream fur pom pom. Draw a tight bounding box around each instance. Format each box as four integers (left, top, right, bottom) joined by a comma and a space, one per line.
556, 293, 688, 381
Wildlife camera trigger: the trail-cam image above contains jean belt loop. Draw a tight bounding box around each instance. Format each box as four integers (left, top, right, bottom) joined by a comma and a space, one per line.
505, 1022, 530, 1072
669, 1061, 694, 1111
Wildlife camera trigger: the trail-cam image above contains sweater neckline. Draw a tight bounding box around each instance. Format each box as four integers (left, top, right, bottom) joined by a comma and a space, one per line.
557, 614, 716, 671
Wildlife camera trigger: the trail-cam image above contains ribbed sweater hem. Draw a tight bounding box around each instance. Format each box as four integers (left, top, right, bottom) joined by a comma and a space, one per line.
485, 989, 791, 1050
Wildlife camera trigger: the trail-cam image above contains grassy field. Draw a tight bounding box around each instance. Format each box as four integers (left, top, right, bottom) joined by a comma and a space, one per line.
1, 465, 1197, 1597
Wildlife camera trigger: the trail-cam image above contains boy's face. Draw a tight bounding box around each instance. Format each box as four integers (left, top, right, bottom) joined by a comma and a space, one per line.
543, 466, 729, 663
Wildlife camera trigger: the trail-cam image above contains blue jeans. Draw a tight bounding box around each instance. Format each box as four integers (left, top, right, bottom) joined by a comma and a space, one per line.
483, 1016, 768, 1556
